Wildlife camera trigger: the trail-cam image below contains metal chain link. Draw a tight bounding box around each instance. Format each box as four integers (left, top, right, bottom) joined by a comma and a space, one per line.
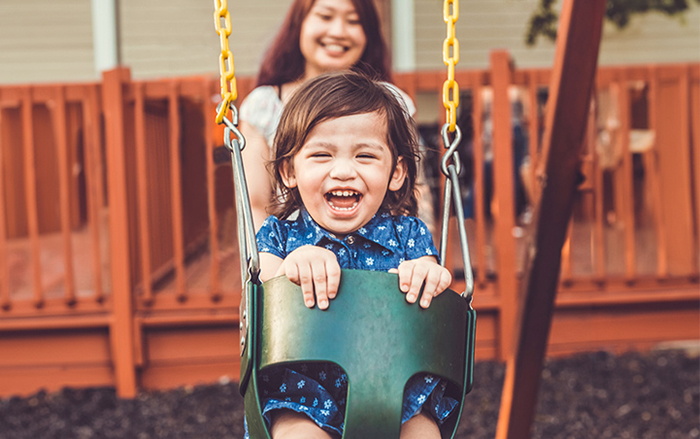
212, 0, 258, 284
442, 0, 459, 132
439, 0, 473, 298
214, 0, 237, 124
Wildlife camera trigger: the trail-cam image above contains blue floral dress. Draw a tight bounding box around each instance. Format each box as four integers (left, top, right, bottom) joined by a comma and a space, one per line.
245, 210, 459, 437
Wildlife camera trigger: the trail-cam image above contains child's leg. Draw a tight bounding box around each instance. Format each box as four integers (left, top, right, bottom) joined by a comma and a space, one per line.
400, 411, 441, 439
269, 410, 338, 439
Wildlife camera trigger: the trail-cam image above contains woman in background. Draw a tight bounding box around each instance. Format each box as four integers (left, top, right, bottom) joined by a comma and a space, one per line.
239, 0, 434, 231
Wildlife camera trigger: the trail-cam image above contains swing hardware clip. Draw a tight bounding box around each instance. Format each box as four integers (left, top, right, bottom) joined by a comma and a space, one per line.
216, 101, 260, 286
438, 124, 475, 300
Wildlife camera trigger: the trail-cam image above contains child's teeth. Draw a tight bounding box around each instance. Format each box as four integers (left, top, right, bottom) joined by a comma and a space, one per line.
331, 190, 355, 197
330, 202, 358, 211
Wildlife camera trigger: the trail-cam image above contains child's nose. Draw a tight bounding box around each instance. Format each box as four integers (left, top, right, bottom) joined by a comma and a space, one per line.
329, 160, 356, 180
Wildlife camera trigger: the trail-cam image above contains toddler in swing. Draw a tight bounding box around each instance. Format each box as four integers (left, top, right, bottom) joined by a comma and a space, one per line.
250, 71, 458, 439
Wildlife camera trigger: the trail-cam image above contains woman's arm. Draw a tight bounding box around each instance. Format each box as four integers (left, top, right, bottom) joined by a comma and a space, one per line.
239, 120, 273, 231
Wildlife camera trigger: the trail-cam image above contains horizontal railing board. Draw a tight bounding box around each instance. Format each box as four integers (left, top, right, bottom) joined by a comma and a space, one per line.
0, 59, 698, 398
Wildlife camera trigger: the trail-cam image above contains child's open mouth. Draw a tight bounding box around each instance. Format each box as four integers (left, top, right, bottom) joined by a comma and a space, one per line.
325, 190, 361, 211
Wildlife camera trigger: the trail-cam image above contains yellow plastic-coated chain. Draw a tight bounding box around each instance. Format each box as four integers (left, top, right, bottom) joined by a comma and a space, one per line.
442, 0, 459, 132
214, 0, 237, 124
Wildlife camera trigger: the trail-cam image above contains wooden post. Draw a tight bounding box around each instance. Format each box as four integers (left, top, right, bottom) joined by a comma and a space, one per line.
0, 106, 8, 310
490, 51, 519, 361
495, 1, 606, 439
102, 67, 137, 398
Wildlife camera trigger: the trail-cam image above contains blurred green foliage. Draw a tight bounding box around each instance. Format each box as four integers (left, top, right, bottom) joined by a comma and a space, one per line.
526, 0, 700, 45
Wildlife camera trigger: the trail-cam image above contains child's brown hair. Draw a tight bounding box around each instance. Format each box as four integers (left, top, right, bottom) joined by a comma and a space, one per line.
269, 71, 421, 220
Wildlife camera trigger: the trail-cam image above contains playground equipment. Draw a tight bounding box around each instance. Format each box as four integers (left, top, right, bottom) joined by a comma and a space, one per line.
213, 1, 476, 438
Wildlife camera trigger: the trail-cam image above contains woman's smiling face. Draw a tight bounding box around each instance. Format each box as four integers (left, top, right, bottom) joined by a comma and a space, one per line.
281, 112, 406, 237
299, 0, 367, 79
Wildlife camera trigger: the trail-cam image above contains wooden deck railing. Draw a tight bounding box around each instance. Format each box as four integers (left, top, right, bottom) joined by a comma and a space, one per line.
0, 54, 698, 398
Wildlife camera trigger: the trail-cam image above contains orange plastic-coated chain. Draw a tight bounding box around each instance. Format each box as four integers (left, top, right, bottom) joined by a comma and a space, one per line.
442, 0, 459, 132
214, 0, 237, 124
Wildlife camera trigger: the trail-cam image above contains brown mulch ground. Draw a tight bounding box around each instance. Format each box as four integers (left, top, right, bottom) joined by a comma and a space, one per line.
1, 349, 698, 439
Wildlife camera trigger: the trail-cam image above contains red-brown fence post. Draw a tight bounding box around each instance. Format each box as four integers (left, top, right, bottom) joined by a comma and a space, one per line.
102, 67, 137, 398
490, 50, 519, 361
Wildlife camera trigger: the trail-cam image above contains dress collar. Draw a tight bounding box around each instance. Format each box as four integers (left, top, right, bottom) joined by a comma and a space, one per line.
294, 209, 400, 251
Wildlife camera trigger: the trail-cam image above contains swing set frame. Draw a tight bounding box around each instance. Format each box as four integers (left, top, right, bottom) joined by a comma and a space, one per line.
214, 1, 609, 438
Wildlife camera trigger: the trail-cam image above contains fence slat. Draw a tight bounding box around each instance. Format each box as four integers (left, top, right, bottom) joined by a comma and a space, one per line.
527, 72, 540, 206
203, 79, 222, 300
618, 82, 637, 279
168, 81, 187, 300
53, 86, 76, 305
561, 221, 573, 281
471, 81, 488, 287
0, 107, 9, 310
21, 89, 43, 307
490, 51, 519, 360
594, 134, 606, 279
678, 66, 695, 271
83, 85, 105, 301
645, 68, 668, 278
135, 83, 154, 304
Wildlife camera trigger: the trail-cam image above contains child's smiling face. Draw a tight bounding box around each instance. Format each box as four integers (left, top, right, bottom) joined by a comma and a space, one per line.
281, 112, 406, 237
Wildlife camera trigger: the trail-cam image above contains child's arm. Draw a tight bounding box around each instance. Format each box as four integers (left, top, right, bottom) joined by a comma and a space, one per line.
391, 256, 452, 309
260, 246, 341, 310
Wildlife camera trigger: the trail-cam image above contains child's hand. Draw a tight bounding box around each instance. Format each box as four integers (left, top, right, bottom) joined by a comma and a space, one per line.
390, 256, 452, 308
275, 245, 341, 310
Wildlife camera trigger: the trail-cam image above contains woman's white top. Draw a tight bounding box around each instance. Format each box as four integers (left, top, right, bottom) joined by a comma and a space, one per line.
240, 83, 417, 148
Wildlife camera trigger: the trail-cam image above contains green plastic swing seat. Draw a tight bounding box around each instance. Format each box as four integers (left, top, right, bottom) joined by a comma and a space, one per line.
240, 269, 476, 439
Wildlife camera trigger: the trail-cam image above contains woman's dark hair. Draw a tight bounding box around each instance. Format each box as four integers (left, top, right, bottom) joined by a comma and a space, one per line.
270, 71, 420, 219
256, 0, 392, 86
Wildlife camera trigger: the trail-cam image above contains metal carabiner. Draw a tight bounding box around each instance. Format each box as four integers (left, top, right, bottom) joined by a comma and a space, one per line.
217, 101, 259, 284
438, 123, 474, 299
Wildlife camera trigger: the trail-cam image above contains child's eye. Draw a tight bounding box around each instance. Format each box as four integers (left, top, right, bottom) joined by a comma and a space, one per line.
311, 152, 331, 158
357, 153, 376, 160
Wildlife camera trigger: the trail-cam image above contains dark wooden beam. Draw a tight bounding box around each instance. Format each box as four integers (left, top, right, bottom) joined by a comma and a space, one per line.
494, 1, 607, 439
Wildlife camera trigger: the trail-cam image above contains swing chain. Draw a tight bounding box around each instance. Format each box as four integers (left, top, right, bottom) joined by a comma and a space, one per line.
214, 0, 237, 125
439, 0, 473, 298
442, 0, 459, 132
438, 126, 475, 299
212, 1, 259, 361
212, 0, 259, 284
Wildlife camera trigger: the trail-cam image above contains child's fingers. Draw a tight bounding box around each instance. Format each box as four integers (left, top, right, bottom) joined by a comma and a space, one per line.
397, 263, 412, 294
420, 269, 452, 308
310, 258, 329, 310
420, 269, 442, 307
405, 263, 429, 304
325, 259, 341, 300
284, 262, 300, 284
397, 263, 411, 299
436, 269, 452, 296
291, 261, 315, 308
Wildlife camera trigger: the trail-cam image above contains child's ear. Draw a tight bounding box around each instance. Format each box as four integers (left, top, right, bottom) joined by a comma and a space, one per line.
388, 157, 407, 192
280, 160, 297, 188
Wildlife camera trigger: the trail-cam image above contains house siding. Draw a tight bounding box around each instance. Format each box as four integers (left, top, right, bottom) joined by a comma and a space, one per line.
0, 0, 95, 84
414, 0, 699, 70
0, 0, 697, 83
